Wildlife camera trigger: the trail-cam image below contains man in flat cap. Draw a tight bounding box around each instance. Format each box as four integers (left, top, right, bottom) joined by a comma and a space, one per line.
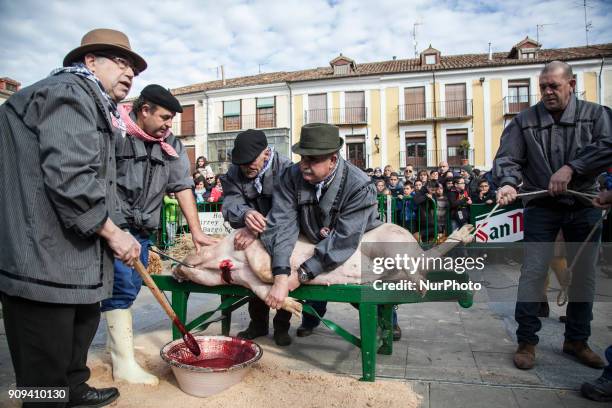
221, 129, 293, 345
260, 123, 383, 334
101, 84, 217, 385
0, 28, 144, 407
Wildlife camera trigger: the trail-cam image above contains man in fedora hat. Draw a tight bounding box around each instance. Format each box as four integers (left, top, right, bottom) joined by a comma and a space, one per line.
221, 129, 293, 345
0, 28, 145, 407
260, 123, 382, 334
102, 84, 218, 385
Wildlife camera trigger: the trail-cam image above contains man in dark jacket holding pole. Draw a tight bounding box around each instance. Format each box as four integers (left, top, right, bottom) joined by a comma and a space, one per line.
221, 129, 293, 345
494, 60, 612, 371
0, 29, 144, 407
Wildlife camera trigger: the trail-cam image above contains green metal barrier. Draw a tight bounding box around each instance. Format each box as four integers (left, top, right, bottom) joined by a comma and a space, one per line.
196, 201, 223, 213
157, 199, 224, 248
377, 194, 452, 244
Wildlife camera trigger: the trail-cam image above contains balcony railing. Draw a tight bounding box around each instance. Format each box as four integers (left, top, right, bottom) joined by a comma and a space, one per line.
399, 148, 475, 169
398, 99, 473, 122
304, 107, 367, 125
503, 95, 537, 115
219, 112, 276, 132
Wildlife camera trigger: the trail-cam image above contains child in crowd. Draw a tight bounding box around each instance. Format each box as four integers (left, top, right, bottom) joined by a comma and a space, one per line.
195, 156, 213, 178
414, 179, 423, 192
399, 182, 417, 231
375, 179, 387, 195
471, 179, 495, 205
371, 167, 384, 183
208, 175, 224, 202
447, 176, 472, 230
194, 176, 207, 204
386, 172, 404, 197
163, 192, 180, 245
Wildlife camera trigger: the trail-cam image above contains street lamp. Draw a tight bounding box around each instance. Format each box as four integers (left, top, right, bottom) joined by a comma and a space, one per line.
374, 134, 380, 153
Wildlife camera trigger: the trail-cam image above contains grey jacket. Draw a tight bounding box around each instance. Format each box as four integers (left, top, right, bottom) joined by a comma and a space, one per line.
221, 152, 292, 227
113, 114, 193, 232
0, 73, 119, 304
261, 157, 382, 277
493, 95, 612, 207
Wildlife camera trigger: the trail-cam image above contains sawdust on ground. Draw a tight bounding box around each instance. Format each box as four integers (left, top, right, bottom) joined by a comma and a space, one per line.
86, 329, 422, 408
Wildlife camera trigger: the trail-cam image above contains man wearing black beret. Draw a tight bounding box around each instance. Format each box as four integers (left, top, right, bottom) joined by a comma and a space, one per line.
221, 129, 293, 345
102, 84, 217, 385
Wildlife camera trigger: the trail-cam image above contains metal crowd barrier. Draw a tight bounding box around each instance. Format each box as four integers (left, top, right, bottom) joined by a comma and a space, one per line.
377, 194, 454, 244
156, 200, 223, 248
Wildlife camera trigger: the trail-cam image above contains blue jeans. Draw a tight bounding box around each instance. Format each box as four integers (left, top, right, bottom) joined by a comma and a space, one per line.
604, 345, 612, 380
515, 206, 602, 345
101, 234, 150, 312
301, 301, 398, 328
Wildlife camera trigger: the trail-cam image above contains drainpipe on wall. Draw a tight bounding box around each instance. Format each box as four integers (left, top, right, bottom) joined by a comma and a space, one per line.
287, 82, 293, 154
432, 69, 437, 166
203, 91, 210, 159
598, 54, 605, 105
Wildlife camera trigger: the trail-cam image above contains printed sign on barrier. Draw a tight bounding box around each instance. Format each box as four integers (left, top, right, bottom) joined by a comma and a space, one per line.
473, 206, 524, 243
198, 212, 233, 235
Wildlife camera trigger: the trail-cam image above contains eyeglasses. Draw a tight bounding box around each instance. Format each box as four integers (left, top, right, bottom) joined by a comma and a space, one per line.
206, 177, 215, 181
96, 53, 140, 76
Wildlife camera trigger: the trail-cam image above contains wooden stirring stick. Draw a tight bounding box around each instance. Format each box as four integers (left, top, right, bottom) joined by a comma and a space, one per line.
133, 259, 201, 356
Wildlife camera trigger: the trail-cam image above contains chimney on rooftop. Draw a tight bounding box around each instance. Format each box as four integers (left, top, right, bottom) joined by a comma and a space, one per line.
221, 65, 226, 86
488, 42, 492, 61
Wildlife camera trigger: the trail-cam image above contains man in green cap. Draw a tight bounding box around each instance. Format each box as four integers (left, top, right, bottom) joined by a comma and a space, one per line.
260, 123, 385, 335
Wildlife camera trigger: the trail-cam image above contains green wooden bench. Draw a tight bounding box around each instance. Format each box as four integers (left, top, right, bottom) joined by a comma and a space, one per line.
151, 271, 473, 382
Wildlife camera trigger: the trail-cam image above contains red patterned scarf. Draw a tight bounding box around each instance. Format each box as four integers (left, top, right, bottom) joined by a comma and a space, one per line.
118, 104, 178, 158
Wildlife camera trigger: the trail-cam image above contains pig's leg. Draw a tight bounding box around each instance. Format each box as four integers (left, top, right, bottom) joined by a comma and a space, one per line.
230, 266, 302, 317
244, 239, 274, 283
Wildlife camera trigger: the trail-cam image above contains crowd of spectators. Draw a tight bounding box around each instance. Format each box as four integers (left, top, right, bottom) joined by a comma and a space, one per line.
190, 156, 224, 204
365, 161, 499, 241
162, 156, 224, 243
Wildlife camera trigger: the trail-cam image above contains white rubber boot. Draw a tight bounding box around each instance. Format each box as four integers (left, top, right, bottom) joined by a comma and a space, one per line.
105, 308, 159, 385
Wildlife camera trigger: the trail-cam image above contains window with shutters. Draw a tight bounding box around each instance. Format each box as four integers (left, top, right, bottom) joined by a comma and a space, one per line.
346, 135, 366, 169
256, 97, 275, 128
404, 87, 426, 120
308, 93, 327, 123
446, 129, 469, 166
334, 64, 350, 75
445, 83, 467, 116
223, 100, 241, 131
181, 105, 195, 136
344, 91, 365, 123
507, 79, 530, 114
405, 131, 427, 168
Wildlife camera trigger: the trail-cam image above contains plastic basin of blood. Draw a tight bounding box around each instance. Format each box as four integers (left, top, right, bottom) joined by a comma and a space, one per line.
160, 335, 263, 397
